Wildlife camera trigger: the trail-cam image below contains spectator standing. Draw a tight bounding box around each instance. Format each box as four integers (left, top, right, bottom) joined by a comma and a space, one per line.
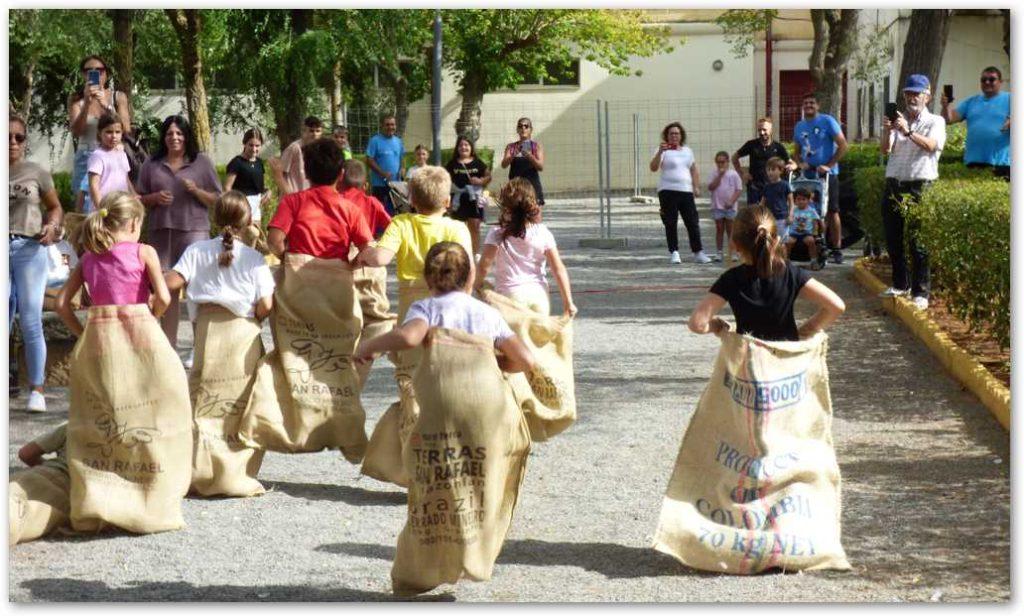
67, 54, 131, 213
331, 125, 354, 161
792, 93, 849, 264
366, 115, 405, 215
445, 136, 491, 258
941, 66, 1010, 179
9, 115, 64, 412
224, 128, 270, 225
278, 116, 323, 195
878, 74, 946, 311
649, 122, 711, 264
137, 115, 222, 350
707, 151, 744, 262
501, 117, 545, 205
732, 117, 795, 206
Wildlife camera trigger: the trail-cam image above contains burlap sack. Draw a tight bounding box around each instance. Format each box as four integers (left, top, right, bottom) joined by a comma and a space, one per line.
391, 328, 531, 595
67, 304, 193, 534
653, 330, 850, 574
361, 279, 430, 485
237, 253, 366, 461
350, 244, 397, 386
480, 289, 576, 441
9, 464, 70, 545
190, 304, 266, 497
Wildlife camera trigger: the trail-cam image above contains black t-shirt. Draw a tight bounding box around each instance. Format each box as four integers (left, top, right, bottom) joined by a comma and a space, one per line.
445, 157, 488, 189
735, 139, 791, 187
710, 262, 811, 341
760, 181, 792, 219
226, 155, 265, 196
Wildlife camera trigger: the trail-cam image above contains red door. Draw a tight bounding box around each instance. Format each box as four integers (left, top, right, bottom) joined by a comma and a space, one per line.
779, 70, 847, 141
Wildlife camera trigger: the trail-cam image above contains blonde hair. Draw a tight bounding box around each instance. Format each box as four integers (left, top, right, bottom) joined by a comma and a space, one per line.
732, 206, 786, 278
79, 191, 144, 255
424, 241, 471, 293
214, 190, 267, 265
408, 166, 450, 214
757, 116, 773, 126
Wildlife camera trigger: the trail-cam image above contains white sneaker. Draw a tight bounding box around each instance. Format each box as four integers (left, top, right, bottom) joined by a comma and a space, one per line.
669, 250, 681, 264
693, 251, 712, 264
879, 287, 910, 298
714, 252, 724, 262
183, 349, 194, 370
912, 296, 929, 310
26, 390, 46, 413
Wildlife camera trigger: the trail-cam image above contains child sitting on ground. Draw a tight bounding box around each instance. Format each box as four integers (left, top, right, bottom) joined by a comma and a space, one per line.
475, 178, 577, 316
355, 241, 533, 373
757, 156, 793, 240
688, 205, 844, 342
785, 187, 824, 267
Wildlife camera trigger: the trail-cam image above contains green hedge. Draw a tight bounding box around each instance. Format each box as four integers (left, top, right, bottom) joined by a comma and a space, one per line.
911, 178, 1010, 348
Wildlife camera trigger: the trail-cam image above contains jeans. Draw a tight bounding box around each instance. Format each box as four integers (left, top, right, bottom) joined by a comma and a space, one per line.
657, 190, 703, 253
9, 236, 49, 387
881, 178, 930, 298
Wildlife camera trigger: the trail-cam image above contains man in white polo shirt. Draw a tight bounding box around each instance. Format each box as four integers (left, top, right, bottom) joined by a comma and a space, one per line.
878, 74, 946, 311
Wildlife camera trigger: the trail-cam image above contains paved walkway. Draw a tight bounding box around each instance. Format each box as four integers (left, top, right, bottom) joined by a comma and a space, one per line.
8, 197, 1009, 602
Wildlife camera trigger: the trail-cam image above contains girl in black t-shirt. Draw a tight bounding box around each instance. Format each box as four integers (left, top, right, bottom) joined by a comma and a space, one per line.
445, 136, 491, 257
224, 128, 269, 226
688, 206, 844, 342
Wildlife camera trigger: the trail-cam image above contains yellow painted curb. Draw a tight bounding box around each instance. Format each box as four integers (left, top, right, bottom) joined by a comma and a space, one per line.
852, 258, 1010, 430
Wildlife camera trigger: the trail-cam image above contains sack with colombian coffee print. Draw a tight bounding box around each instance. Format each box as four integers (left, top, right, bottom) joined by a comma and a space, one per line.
653, 330, 850, 574
479, 289, 576, 441
391, 328, 531, 595
67, 304, 192, 534
237, 253, 367, 461
190, 304, 267, 497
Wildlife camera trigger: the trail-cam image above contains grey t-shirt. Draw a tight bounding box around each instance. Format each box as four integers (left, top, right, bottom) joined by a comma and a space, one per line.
9, 160, 55, 236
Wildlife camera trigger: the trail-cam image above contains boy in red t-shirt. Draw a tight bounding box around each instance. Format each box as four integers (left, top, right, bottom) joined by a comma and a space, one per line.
337, 159, 391, 239
268, 138, 372, 260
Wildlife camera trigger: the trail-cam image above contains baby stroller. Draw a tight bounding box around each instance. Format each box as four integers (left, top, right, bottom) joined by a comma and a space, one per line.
786, 171, 829, 271
387, 180, 413, 214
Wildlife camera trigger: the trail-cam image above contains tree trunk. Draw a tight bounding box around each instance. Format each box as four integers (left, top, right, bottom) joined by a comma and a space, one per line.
109, 9, 135, 127
1002, 9, 1010, 59
896, 10, 952, 114
279, 9, 313, 147
330, 61, 342, 127
809, 9, 859, 120
19, 60, 35, 122
454, 72, 485, 143
166, 9, 212, 152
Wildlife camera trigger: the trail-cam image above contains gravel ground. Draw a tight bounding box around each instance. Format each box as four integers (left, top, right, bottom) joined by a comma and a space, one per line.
7, 197, 1010, 602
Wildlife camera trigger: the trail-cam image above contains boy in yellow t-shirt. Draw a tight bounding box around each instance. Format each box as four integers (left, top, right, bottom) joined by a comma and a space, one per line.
356, 165, 474, 318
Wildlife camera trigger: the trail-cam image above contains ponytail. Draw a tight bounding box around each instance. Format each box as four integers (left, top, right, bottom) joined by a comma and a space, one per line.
732, 205, 786, 278
219, 227, 236, 267
80, 209, 117, 255
79, 191, 144, 255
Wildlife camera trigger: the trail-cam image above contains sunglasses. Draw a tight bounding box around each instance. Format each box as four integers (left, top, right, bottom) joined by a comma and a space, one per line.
981, 77, 1000, 83
517, 123, 531, 128
10, 133, 26, 144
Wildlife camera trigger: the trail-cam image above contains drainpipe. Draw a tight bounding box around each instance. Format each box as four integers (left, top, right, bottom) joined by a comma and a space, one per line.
765, 18, 773, 118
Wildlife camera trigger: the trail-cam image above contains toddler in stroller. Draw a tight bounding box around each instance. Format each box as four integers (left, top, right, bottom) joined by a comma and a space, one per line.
786, 173, 828, 270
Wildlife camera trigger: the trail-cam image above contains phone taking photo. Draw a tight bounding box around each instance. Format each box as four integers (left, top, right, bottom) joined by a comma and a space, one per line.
885, 102, 899, 122
88, 69, 101, 87
943, 84, 954, 102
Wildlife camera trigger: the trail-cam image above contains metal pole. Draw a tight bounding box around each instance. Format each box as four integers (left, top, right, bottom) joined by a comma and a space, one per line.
604, 100, 612, 238
431, 10, 442, 165
596, 101, 603, 236
633, 113, 640, 198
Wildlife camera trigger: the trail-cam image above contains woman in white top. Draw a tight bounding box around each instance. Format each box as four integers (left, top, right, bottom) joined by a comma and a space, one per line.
649, 122, 710, 264
68, 55, 132, 213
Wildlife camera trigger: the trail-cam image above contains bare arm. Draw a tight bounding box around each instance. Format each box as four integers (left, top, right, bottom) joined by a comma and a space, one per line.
355, 318, 429, 361
268, 157, 293, 196
88, 174, 102, 212
731, 151, 746, 179
38, 188, 63, 246
940, 93, 962, 124
354, 245, 395, 268
649, 148, 664, 172
223, 173, 237, 192
164, 270, 187, 296
500, 144, 515, 169
545, 247, 577, 317
140, 245, 171, 317
880, 117, 895, 156
524, 142, 545, 172
267, 227, 287, 258
688, 292, 729, 335
114, 90, 131, 135
497, 335, 535, 373
18, 442, 45, 467
690, 162, 701, 198
365, 156, 389, 180
474, 244, 498, 291
255, 294, 273, 320
823, 132, 848, 171
796, 278, 845, 339
56, 265, 86, 337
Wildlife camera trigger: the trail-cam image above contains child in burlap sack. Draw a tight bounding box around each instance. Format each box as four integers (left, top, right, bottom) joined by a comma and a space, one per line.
54, 192, 192, 534
10, 422, 71, 544
476, 178, 577, 317
164, 190, 275, 497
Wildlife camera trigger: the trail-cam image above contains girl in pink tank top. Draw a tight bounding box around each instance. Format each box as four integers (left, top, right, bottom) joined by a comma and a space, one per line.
56, 192, 172, 337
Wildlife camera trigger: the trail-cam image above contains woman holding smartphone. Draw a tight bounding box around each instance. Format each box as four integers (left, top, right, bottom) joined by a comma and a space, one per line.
67, 54, 131, 213
650, 122, 710, 264
501, 117, 545, 205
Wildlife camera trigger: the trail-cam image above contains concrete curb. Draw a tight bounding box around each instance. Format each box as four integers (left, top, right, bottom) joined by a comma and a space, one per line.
852, 258, 1010, 431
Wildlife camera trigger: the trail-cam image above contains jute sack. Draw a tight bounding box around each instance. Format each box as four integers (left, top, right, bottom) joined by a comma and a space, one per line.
391, 328, 531, 595
67, 304, 192, 534
348, 244, 397, 387
237, 253, 366, 461
479, 289, 576, 441
190, 304, 266, 497
9, 464, 70, 545
653, 330, 850, 574
361, 279, 429, 485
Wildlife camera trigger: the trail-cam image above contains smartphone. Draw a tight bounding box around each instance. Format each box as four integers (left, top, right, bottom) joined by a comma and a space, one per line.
87, 69, 101, 86
943, 84, 954, 102
885, 102, 899, 122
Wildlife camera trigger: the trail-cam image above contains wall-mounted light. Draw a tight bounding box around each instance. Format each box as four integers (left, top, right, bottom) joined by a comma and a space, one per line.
712, 59, 724, 72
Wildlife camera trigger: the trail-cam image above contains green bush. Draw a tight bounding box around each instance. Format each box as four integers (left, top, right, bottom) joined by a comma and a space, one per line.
52, 171, 74, 213
840, 142, 884, 177
939, 121, 966, 163
911, 178, 1009, 348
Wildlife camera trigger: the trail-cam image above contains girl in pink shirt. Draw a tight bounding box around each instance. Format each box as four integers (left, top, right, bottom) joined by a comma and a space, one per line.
56, 192, 170, 337
86, 112, 135, 209
476, 178, 577, 316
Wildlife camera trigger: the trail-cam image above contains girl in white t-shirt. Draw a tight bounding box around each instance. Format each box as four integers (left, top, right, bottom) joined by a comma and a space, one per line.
475, 178, 577, 317
165, 190, 275, 321
355, 241, 534, 374
649, 122, 711, 265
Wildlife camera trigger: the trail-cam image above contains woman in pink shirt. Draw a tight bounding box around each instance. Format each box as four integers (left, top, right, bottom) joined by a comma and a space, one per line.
475, 178, 577, 316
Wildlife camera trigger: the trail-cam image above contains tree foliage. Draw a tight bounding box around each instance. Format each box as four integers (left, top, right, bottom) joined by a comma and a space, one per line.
714, 9, 778, 58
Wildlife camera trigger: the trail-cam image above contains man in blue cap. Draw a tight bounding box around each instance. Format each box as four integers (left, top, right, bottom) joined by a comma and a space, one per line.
878, 73, 947, 311
940, 66, 1010, 179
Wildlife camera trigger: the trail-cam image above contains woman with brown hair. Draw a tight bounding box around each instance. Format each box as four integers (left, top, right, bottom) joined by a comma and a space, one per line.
650, 121, 710, 264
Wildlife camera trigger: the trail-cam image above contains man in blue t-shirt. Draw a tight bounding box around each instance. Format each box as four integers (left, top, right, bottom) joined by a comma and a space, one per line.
941, 66, 1010, 179
365, 115, 405, 215
792, 92, 848, 264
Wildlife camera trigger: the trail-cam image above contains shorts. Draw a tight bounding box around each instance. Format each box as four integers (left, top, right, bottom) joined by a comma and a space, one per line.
823, 174, 839, 214
787, 233, 815, 243
450, 193, 484, 222
774, 218, 789, 239
711, 208, 737, 221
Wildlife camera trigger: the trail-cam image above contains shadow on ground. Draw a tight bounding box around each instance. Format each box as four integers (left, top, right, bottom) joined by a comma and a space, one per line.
265, 481, 406, 506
